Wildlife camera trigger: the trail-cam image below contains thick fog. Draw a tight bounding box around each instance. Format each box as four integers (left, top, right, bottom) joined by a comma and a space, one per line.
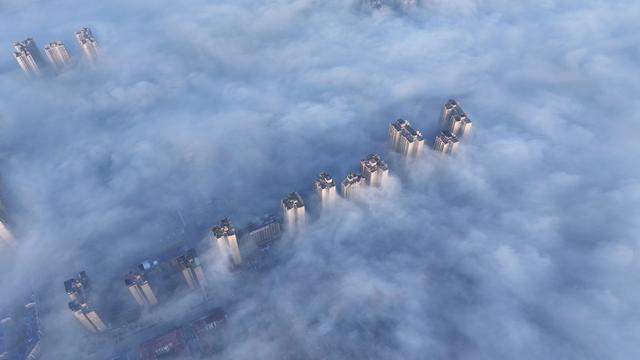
1, 0, 639, 359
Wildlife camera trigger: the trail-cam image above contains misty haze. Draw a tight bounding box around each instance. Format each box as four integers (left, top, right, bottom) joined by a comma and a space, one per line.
1, 0, 639, 359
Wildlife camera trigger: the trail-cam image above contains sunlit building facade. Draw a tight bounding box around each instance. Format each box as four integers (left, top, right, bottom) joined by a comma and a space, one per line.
341, 172, 364, 199
314, 172, 337, 209
64, 271, 106, 333
388, 119, 424, 157
14, 38, 42, 78
360, 154, 389, 187
281, 192, 305, 232
440, 99, 472, 139
75, 27, 99, 65
125, 272, 158, 306
44, 41, 72, 73
176, 248, 207, 290
433, 130, 460, 154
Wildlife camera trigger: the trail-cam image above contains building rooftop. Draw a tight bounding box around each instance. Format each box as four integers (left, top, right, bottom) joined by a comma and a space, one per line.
314, 172, 335, 189
212, 218, 235, 237
75, 27, 97, 44
282, 192, 304, 210
437, 130, 459, 144
176, 248, 200, 269
343, 172, 363, 186
360, 154, 388, 173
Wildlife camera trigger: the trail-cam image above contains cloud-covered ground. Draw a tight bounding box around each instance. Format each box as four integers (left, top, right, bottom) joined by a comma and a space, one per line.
1, 0, 639, 358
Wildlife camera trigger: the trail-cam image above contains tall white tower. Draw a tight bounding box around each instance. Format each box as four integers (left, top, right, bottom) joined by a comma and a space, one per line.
125, 272, 158, 306
388, 119, 425, 157
281, 192, 305, 233
440, 99, 472, 139
341, 173, 364, 199
75, 27, 99, 65
211, 218, 242, 265
44, 41, 72, 73
433, 130, 460, 154
314, 172, 337, 209
14, 39, 42, 78
360, 154, 389, 187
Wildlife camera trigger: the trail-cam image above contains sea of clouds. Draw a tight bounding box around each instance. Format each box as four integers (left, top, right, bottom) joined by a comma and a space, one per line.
1, 0, 639, 359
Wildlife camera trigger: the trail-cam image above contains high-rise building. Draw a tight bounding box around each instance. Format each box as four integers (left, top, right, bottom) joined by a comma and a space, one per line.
68, 301, 106, 333
433, 130, 460, 154
176, 249, 207, 290
242, 215, 281, 250
211, 218, 242, 265
14, 38, 43, 78
341, 172, 364, 199
0, 200, 14, 248
360, 154, 389, 187
281, 192, 305, 233
44, 41, 72, 73
64, 272, 106, 333
125, 272, 158, 306
314, 172, 337, 209
75, 27, 99, 65
388, 119, 425, 157
440, 99, 472, 139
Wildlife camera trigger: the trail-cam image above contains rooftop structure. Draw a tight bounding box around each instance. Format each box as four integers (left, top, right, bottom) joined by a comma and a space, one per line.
389, 119, 425, 157
176, 248, 207, 290
75, 27, 99, 65
441, 99, 472, 139
211, 218, 242, 265
125, 272, 158, 306
14, 38, 42, 78
341, 172, 364, 199
433, 130, 460, 154
281, 192, 305, 233
314, 172, 337, 209
360, 154, 389, 187
44, 41, 71, 73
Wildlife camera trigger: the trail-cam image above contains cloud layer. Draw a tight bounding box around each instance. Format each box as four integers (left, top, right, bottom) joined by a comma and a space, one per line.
1, 0, 639, 359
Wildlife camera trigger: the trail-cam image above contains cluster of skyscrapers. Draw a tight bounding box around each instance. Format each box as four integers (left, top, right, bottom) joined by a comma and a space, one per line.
434, 99, 473, 154
13, 27, 98, 78
62, 99, 474, 349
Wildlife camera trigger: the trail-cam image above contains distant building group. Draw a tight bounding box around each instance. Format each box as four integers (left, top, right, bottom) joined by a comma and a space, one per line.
13, 27, 98, 78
